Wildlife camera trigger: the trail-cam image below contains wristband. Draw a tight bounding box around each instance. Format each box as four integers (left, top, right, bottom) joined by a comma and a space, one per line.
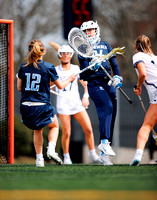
83, 93, 89, 98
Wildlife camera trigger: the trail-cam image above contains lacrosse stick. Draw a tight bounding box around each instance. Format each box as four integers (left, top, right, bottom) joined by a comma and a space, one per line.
134, 86, 157, 144
68, 27, 132, 104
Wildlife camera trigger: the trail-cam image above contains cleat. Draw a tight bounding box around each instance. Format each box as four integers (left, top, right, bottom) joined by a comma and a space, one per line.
36, 158, 44, 167
63, 158, 72, 164
100, 153, 113, 165
47, 148, 63, 165
90, 154, 102, 164
98, 142, 116, 156
130, 159, 140, 166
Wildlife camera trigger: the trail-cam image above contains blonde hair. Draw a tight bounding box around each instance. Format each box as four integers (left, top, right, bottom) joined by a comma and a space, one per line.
135, 35, 153, 54
25, 39, 46, 68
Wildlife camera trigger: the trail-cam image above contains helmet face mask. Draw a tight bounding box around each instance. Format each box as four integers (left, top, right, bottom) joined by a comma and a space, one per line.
80, 21, 100, 45
58, 45, 74, 58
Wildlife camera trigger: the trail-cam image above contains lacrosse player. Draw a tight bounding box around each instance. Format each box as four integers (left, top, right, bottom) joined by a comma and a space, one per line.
54, 45, 100, 164
17, 40, 76, 167
78, 21, 123, 165
130, 35, 157, 166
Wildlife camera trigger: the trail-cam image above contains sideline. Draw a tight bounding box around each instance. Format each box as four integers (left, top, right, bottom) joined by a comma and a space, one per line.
0, 190, 157, 200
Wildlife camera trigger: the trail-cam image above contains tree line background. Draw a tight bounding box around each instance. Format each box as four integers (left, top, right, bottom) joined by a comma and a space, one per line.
0, 0, 157, 83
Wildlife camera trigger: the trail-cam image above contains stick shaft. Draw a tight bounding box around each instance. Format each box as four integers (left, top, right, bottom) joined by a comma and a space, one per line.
100, 65, 132, 104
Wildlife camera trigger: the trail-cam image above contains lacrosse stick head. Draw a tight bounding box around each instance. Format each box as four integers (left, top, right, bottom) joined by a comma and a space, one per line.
113, 47, 126, 56
68, 27, 94, 58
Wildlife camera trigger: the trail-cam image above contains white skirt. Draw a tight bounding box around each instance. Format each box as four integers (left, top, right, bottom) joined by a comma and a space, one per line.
57, 104, 85, 115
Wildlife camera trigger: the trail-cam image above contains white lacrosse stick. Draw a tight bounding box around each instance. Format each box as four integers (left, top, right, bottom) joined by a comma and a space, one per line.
68, 28, 132, 104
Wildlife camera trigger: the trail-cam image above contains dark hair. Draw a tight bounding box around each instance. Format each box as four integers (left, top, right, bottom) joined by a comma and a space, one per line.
135, 35, 153, 54
25, 39, 46, 68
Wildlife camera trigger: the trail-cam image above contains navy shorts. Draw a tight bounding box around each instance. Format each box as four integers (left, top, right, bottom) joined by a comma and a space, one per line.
20, 103, 56, 130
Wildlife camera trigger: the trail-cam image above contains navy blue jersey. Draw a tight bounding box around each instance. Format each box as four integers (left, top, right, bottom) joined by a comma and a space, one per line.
18, 60, 59, 103
78, 41, 120, 81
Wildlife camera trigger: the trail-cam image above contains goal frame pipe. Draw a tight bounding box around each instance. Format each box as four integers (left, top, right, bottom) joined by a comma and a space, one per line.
0, 19, 14, 164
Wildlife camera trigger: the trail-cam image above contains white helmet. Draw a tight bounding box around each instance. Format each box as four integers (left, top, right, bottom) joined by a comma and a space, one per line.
58, 45, 74, 58
80, 21, 100, 45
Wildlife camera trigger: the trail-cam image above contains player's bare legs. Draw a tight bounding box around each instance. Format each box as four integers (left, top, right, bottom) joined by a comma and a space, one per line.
74, 110, 100, 163
58, 114, 71, 154
58, 114, 72, 164
34, 128, 43, 154
46, 115, 63, 164
137, 104, 157, 149
74, 110, 94, 150
47, 115, 59, 144
131, 104, 157, 166
34, 128, 44, 167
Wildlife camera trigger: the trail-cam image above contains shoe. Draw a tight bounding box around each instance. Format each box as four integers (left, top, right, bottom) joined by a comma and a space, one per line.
98, 142, 116, 156
47, 148, 63, 165
63, 158, 72, 164
90, 153, 102, 164
130, 159, 140, 166
149, 159, 155, 164
36, 158, 44, 167
100, 153, 113, 165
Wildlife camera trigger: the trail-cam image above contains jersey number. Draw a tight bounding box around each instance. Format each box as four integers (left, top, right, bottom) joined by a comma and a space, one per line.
25, 73, 41, 91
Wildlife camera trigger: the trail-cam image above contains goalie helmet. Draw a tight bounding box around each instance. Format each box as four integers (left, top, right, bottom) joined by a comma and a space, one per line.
80, 21, 100, 45
58, 45, 74, 58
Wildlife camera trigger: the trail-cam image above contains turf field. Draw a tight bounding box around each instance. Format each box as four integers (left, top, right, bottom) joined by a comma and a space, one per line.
0, 163, 156, 200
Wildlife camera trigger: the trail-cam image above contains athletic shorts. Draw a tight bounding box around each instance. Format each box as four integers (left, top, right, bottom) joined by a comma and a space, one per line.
20, 102, 56, 130
146, 85, 157, 104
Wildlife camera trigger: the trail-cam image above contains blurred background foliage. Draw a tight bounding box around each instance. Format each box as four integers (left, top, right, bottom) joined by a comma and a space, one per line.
0, 0, 156, 82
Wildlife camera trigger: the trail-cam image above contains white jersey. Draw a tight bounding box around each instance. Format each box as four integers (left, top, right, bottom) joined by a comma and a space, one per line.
133, 52, 157, 104
55, 64, 85, 115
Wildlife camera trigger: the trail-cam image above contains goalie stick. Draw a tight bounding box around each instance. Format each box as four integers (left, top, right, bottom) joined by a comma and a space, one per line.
68, 27, 132, 104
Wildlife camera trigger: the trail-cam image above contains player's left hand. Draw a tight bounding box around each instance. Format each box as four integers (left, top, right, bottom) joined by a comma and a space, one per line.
89, 57, 101, 71
108, 75, 123, 88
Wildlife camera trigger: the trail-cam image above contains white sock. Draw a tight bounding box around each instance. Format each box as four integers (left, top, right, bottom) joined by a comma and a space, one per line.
36, 154, 43, 160
63, 153, 71, 160
134, 149, 143, 161
48, 141, 56, 151
89, 149, 97, 157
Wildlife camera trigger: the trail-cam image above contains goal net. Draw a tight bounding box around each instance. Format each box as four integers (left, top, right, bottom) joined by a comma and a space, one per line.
0, 20, 14, 164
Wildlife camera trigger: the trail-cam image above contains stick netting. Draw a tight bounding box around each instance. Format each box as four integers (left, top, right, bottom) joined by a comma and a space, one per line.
68, 28, 93, 58
0, 23, 9, 164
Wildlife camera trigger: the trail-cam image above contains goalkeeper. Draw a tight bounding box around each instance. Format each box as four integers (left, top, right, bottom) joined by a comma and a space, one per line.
78, 20, 123, 165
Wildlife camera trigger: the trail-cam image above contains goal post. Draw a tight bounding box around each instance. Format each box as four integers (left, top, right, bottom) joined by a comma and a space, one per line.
0, 19, 14, 164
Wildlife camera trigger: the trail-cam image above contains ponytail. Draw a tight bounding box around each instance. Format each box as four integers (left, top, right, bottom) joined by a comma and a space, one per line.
25, 39, 45, 68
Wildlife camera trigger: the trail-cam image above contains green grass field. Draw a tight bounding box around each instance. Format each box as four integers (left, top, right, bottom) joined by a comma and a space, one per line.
0, 163, 157, 200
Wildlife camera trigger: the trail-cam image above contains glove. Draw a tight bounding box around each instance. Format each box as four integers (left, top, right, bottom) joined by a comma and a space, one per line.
108, 75, 123, 88
89, 57, 101, 72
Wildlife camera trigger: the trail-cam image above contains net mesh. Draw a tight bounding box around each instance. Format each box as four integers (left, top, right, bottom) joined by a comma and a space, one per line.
68, 28, 93, 58
0, 23, 9, 164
